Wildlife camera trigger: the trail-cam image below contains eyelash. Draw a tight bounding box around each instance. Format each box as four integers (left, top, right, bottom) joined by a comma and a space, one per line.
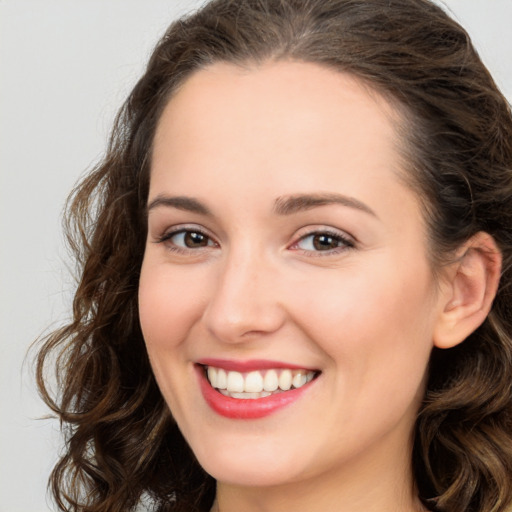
155, 226, 355, 256
290, 229, 355, 257
155, 226, 217, 254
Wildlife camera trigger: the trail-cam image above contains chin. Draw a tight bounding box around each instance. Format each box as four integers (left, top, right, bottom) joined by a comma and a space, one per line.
203, 461, 299, 487
192, 438, 306, 487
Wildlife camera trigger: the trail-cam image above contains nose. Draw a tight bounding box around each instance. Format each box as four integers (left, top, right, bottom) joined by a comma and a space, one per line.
202, 246, 286, 344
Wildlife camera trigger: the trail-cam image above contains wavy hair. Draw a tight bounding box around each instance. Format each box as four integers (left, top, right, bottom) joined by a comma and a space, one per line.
37, 0, 512, 511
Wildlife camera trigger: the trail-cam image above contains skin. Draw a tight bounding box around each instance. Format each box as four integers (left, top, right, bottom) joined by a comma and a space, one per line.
139, 61, 452, 512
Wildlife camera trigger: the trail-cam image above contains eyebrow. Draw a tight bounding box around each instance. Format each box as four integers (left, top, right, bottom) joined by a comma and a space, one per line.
147, 195, 212, 216
146, 192, 376, 218
273, 193, 377, 217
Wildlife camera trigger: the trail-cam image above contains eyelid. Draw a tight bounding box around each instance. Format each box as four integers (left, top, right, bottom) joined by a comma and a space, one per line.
152, 223, 355, 256
154, 224, 219, 249
288, 226, 356, 255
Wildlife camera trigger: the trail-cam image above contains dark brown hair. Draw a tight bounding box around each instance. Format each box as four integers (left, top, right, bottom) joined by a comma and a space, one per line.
37, 1, 512, 511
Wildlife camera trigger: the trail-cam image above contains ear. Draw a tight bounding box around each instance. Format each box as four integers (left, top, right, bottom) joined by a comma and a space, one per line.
434, 232, 502, 349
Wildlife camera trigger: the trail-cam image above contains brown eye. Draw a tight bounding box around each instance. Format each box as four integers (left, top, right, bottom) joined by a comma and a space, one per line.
294, 230, 354, 254
312, 234, 340, 251
160, 229, 215, 250
183, 231, 210, 247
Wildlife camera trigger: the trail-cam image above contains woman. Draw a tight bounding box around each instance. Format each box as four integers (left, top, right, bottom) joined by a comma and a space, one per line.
37, 0, 512, 511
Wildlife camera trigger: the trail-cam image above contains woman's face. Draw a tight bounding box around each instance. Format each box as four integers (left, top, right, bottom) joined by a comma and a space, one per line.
139, 62, 445, 490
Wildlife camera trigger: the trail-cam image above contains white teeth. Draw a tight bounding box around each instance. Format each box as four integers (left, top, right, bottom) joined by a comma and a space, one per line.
244, 371, 264, 392
207, 367, 228, 389
207, 367, 217, 388
279, 369, 292, 391
220, 390, 273, 399
217, 368, 227, 389
263, 369, 279, 391
227, 371, 245, 392
230, 392, 262, 399
205, 366, 317, 398
292, 371, 307, 389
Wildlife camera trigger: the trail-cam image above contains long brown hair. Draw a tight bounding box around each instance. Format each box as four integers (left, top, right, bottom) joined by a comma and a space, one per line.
37, 1, 512, 511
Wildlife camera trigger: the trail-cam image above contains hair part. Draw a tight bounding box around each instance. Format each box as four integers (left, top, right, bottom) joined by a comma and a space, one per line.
37, 1, 512, 511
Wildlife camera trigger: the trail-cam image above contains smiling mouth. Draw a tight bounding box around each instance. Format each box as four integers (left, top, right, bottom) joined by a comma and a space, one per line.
202, 365, 320, 399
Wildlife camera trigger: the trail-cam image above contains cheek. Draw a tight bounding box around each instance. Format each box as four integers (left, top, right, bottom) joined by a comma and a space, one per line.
298, 257, 436, 392
138, 261, 208, 416
138, 261, 207, 350
299, 262, 434, 337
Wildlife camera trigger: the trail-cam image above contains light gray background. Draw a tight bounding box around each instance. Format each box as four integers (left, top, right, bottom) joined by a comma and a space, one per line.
1, 1, 511, 511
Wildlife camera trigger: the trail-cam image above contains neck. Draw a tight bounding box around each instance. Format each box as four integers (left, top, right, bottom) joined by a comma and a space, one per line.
211, 452, 426, 512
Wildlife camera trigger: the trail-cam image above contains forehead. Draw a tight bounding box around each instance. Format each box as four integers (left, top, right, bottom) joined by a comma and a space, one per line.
152, 60, 401, 166
150, 61, 410, 217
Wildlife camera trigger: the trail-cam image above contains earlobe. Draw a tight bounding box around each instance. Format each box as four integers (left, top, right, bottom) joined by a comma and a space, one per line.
433, 232, 502, 349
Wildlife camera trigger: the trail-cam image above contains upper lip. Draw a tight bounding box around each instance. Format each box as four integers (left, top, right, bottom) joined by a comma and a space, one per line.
196, 358, 319, 372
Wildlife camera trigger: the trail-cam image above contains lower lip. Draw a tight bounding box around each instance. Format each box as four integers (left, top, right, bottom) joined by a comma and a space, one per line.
196, 366, 315, 420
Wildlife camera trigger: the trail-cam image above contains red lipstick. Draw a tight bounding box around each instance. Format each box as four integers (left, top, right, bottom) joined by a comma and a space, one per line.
195, 362, 318, 420
197, 358, 316, 372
